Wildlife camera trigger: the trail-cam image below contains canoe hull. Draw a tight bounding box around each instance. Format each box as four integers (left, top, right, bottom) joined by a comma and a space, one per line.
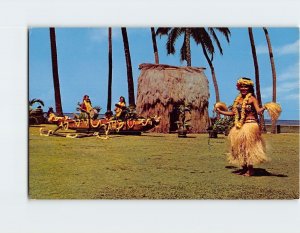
53, 117, 160, 135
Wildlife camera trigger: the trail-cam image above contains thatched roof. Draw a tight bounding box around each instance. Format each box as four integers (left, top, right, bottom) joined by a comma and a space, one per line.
139, 63, 206, 73
137, 63, 209, 110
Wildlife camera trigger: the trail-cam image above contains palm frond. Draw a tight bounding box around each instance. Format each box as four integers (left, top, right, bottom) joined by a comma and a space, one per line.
200, 38, 213, 62
190, 27, 202, 44
156, 27, 171, 38
180, 33, 188, 62
166, 28, 184, 55
199, 28, 215, 56
191, 28, 213, 55
29, 98, 44, 107
215, 27, 231, 43
93, 106, 102, 113
208, 28, 223, 55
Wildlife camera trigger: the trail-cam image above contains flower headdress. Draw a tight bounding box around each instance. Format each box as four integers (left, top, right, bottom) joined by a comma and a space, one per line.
236, 77, 254, 89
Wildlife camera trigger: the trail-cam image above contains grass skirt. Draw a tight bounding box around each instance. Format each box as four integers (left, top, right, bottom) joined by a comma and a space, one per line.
228, 122, 268, 166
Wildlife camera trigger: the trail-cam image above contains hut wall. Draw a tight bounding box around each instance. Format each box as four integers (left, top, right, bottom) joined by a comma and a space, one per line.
136, 63, 210, 133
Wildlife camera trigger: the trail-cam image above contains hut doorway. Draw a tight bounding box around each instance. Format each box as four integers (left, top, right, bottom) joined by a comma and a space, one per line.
169, 104, 180, 133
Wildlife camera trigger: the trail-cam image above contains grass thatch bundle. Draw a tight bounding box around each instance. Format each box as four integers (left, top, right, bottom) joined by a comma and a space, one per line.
136, 63, 210, 133
214, 102, 228, 112
264, 102, 282, 122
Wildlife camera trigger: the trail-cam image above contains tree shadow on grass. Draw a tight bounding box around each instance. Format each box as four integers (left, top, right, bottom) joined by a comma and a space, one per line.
175, 135, 198, 138
140, 134, 165, 138
225, 166, 288, 177
141, 134, 197, 138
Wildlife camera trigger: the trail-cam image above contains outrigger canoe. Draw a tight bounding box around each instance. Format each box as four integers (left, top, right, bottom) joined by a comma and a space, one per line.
40, 115, 160, 138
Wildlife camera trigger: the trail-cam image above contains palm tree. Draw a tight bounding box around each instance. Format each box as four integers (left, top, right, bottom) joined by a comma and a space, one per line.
29, 98, 45, 124
248, 27, 265, 131
29, 98, 44, 111
263, 27, 277, 133
49, 27, 63, 116
200, 40, 220, 103
156, 27, 231, 103
196, 28, 230, 104
121, 27, 135, 107
156, 27, 192, 66
177, 28, 192, 66
150, 27, 159, 64
107, 27, 113, 111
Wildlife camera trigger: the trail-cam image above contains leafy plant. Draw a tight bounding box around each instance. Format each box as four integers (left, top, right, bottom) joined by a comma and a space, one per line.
176, 103, 192, 130
76, 103, 102, 120
29, 98, 44, 112
125, 104, 138, 119
211, 116, 234, 134
29, 98, 45, 124
93, 106, 102, 113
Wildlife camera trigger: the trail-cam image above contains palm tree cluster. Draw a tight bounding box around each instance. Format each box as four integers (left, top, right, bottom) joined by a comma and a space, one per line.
29, 98, 44, 111
155, 27, 231, 104
248, 27, 278, 133
46, 27, 278, 133
29, 98, 45, 125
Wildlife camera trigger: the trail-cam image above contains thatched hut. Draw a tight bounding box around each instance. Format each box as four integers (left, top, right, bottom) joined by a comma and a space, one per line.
136, 63, 210, 133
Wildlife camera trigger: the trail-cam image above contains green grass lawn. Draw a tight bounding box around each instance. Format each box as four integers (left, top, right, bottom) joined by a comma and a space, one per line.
29, 124, 299, 199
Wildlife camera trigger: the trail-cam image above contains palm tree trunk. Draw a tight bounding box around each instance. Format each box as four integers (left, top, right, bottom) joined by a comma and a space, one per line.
200, 41, 220, 117
107, 27, 113, 111
150, 27, 159, 64
121, 28, 135, 107
263, 27, 277, 133
248, 28, 266, 132
49, 27, 63, 116
201, 43, 220, 102
185, 28, 191, 66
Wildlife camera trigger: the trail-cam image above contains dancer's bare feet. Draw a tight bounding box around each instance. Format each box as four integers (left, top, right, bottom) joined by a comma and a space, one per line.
243, 165, 254, 176
238, 165, 248, 175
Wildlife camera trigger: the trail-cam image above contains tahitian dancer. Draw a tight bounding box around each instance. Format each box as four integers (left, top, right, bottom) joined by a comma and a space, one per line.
216, 77, 275, 176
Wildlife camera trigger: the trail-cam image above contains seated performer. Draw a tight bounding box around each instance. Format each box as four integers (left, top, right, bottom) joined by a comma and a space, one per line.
47, 107, 69, 123
79, 95, 93, 119
47, 107, 56, 121
114, 96, 127, 119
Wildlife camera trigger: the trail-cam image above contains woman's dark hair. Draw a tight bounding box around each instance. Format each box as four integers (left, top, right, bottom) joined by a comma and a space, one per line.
83, 95, 92, 104
248, 85, 256, 97
120, 96, 126, 104
243, 78, 256, 97
242, 77, 251, 81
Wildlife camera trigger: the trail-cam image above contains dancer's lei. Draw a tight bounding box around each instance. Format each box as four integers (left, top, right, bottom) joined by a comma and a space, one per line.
84, 100, 93, 112
232, 93, 252, 129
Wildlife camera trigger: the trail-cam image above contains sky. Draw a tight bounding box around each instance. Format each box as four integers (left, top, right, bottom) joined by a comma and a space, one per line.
29, 27, 299, 120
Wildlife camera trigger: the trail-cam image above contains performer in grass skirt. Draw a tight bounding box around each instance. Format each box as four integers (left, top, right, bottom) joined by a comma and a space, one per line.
216, 77, 269, 176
